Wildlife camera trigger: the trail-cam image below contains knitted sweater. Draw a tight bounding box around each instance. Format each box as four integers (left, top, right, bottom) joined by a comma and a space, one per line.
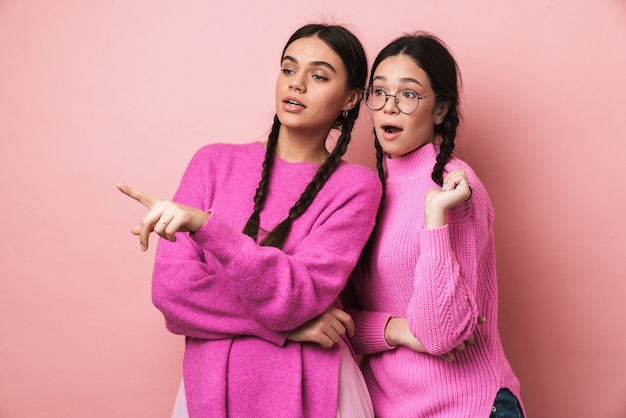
151, 141, 382, 417
343, 143, 524, 418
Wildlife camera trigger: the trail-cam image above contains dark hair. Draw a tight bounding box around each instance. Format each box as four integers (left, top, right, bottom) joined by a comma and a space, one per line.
369, 32, 462, 186
242, 23, 368, 249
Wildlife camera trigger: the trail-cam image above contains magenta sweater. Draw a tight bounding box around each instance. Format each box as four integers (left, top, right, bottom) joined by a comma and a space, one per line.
344, 144, 524, 417
151, 141, 382, 417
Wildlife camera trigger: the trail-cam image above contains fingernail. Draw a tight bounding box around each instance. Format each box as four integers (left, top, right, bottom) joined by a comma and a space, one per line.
442, 184, 447, 191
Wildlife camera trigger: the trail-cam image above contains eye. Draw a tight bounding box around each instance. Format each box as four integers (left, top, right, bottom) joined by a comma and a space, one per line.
372, 87, 386, 97
312, 73, 328, 81
400, 89, 418, 99
281, 67, 295, 75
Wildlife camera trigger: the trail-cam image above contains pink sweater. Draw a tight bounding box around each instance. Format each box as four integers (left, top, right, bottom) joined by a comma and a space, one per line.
151, 141, 382, 417
344, 143, 524, 417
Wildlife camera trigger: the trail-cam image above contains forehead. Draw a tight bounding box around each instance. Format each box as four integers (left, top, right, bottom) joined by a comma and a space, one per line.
374, 54, 431, 86
282, 36, 345, 70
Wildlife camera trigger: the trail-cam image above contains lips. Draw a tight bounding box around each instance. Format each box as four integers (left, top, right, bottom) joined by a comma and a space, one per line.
283, 96, 306, 108
382, 124, 402, 133
378, 122, 403, 141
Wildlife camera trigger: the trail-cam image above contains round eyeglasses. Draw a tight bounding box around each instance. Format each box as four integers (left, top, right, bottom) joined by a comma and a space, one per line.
363, 87, 437, 114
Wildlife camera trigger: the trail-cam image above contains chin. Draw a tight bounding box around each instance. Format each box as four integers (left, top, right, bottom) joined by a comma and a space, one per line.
378, 143, 403, 159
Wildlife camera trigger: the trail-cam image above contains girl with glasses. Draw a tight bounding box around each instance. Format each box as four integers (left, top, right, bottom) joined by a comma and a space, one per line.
118, 23, 379, 418
343, 32, 526, 418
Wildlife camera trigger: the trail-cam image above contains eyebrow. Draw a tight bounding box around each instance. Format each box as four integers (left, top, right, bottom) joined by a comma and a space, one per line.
373, 75, 424, 86
281, 55, 337, 73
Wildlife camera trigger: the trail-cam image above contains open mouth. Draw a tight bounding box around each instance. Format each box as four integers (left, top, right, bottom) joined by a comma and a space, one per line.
382, 124, 402, 133
284, 99, 305, 108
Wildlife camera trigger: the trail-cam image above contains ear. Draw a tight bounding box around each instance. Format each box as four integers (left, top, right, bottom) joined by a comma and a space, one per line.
343, 88, 362, 111
434, 100, 451, 125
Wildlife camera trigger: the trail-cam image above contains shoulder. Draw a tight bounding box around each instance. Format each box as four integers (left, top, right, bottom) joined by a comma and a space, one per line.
325, 161, 383, 204
334, 160, 381, 184
335, 161, 382, 190
186, 141, 265, 171
192, 141, 264, 161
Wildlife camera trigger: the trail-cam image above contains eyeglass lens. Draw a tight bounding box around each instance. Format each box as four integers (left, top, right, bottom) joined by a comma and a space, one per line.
365, 88, 419, 114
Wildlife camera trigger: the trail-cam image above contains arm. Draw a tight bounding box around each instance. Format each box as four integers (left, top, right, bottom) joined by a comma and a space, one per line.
342, 273, 465, 360
341, 274, 397, 355
406, 169, 484, 355
152, 234, 289, 345
150, 200, 379, 342
188, 185, 381, 332
117, 181, 289, 344
286, 306, 355, 349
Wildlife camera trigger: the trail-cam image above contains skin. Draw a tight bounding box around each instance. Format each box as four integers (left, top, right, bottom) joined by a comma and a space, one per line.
287, 306, 355, 349
371, 55, 446, 158
370, 54, 472, 225
274, 36, 360, 163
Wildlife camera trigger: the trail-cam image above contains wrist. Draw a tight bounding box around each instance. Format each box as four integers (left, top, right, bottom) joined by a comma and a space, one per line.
384, 317, 399, 346
190, 210, 211, 233
424, 206, 446, 229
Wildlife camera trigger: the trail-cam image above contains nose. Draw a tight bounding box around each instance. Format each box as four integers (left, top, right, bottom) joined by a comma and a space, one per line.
289, 75, 306, 92
382, 94, 398, 114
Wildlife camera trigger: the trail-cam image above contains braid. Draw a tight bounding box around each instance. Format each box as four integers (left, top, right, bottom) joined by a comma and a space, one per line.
431, 104, 460, 186
260, 118, 355, 249
356, 133, 385, 275
242, 115, 281, 241
374, 134, 386, 185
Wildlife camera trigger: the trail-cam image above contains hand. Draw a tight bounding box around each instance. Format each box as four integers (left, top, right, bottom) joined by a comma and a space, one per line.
384, 316, 486, 362
117, 183, 210, 251
424, 169, 472, 229
384, 317, 427, 353
287, 307, 355, 349
446, 315, 487, 353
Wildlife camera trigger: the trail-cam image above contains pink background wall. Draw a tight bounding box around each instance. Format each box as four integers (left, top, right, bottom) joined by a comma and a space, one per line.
1, 0, 625, 417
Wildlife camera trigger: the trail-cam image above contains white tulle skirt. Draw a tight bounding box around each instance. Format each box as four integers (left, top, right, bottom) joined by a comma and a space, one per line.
336, 338, 375, 418
171, 338, 374, 418
171, 375, 189, 418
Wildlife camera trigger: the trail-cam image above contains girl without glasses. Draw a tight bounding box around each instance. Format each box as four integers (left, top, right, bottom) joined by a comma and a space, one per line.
338, 33, 525, 417
118, 23, 379, 418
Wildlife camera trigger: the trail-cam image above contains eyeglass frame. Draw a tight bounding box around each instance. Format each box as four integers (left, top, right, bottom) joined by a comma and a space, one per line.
363, 86, 437, 114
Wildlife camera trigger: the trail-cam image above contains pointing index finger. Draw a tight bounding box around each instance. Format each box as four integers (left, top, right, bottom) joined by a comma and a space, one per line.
116, 183, 159, 209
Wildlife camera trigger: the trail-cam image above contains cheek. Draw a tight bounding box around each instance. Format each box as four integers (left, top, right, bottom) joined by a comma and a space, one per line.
321, 93, 342, 109
370, 112, 384, 126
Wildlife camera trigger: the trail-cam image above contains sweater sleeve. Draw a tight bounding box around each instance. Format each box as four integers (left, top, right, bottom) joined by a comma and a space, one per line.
341, 277, 396, 355
187, 183, 381, 332
150, 146, 286, 345
406, 185, 491, 355
152, 234, 288, 346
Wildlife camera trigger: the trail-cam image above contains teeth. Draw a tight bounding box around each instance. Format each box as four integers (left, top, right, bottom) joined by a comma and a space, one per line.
286, 100, 301, 106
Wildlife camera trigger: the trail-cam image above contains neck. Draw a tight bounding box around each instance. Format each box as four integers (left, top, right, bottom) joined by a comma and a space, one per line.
275, 126, 331, 164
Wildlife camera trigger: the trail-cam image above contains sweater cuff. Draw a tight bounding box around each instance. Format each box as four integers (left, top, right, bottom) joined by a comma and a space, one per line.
355, 311, 395, 353
239, 323, 288, 347
191, 211, 255, 263
419, 224, 452, 258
